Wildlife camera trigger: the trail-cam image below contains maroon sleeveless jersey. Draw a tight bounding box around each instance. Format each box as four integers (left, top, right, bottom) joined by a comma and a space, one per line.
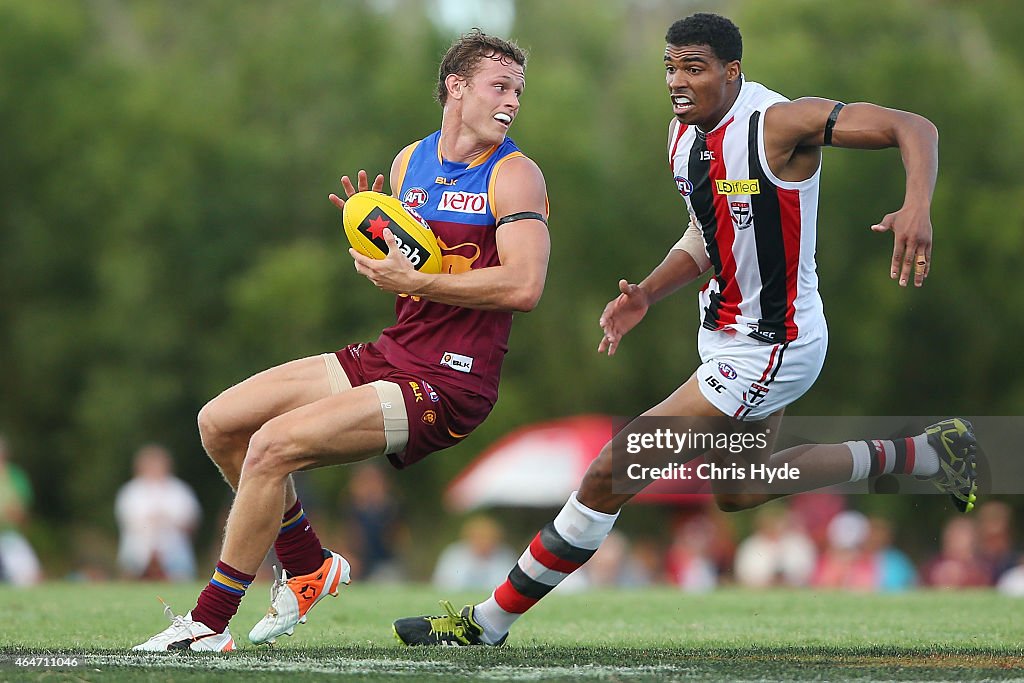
372, 131, 529, 405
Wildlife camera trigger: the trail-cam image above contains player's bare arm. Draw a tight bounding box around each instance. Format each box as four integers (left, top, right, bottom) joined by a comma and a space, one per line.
598, 226, 710, 356
764, 98, 939, 287
358, 155, 550, 311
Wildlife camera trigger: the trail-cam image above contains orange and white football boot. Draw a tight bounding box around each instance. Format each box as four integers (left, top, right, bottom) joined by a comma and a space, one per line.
248, 549, 351, 645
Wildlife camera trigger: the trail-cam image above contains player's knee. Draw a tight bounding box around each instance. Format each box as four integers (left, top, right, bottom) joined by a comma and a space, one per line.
197, 400, 231, 455
577, 450, 623, 511
242, 426, 298, 480
580, 453, 613, 493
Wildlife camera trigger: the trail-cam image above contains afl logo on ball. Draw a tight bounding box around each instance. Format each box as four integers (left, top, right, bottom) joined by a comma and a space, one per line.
718, 362, 738, 380
674, 176, 694, 197
403, 187, 428, 208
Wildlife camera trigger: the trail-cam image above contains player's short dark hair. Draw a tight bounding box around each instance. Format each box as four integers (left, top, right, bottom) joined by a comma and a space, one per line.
437, 29, 527, 106
665, 13, 742, 63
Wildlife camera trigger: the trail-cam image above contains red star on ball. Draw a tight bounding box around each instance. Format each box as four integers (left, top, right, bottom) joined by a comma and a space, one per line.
365, 215, 390, 240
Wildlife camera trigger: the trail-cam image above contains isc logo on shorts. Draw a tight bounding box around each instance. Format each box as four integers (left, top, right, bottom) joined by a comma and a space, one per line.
439, 191, 488, 214
440, 352, 473, 373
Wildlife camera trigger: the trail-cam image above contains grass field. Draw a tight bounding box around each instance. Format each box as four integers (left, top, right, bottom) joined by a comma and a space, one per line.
1, 582, 1022, 681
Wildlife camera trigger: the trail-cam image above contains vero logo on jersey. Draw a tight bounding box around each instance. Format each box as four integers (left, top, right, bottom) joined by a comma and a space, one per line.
439, 191, 488, 215
715, 179, 760, 195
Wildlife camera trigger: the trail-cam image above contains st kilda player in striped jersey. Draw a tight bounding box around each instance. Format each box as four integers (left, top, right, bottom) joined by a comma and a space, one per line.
393, 13, 978, 648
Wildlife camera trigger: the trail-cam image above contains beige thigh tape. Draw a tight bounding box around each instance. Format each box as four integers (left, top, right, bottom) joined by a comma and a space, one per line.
367, 380, 409, 455
321, 353, 408, 454
321, 353, 353, 394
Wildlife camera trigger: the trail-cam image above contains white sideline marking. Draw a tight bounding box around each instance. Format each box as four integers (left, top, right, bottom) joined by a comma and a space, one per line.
85, 654, 711, 679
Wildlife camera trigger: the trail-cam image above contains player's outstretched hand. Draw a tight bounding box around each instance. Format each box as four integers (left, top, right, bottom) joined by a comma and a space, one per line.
350, 227, 422, 295
871, 203, 932, 288
598, 279, 650, 356
329, 169, 386, 212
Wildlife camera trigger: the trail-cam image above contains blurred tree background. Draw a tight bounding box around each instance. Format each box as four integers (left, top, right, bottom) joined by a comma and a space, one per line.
1, 0, 1021, 576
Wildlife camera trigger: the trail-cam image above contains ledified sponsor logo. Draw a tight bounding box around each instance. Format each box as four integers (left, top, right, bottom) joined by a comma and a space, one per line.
715, 179, 760, 195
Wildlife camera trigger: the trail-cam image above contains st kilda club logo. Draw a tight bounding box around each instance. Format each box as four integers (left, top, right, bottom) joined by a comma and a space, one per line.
358, 207, 431, 270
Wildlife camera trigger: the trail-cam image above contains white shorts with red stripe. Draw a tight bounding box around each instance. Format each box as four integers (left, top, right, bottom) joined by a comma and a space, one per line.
695, 323, 827, 421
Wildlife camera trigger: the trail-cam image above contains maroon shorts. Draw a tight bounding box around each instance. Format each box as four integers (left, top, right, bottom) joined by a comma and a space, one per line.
335, 342, 493, 469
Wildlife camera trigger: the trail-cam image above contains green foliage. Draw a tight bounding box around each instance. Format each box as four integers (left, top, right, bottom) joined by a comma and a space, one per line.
1, 0, 1022, 568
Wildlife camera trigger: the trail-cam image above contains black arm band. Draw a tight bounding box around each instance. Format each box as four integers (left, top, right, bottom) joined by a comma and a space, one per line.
496, 211, 547, 227
823, 102, 845, 146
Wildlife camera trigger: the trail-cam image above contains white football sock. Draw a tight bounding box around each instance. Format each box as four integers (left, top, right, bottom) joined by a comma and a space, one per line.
845, 440, 872, 482
910, 433, 939, 476
473, 492, 618, 644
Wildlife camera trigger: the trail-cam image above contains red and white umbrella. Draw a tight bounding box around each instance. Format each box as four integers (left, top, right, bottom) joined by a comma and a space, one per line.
444, 415, 710, 511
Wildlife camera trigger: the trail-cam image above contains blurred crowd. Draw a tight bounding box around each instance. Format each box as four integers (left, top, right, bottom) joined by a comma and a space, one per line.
426, 495, 1024, 597
0, 435, 42, 586
0, 436, 1022, 596
114, 444, 202, 581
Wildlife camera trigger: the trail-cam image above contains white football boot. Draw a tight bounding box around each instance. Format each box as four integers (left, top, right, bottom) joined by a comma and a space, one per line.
249, 549, 351, 645
132, 602, 234, 652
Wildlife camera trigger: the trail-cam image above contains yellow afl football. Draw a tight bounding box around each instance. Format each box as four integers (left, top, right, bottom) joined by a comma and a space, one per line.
342, 192, 442, 274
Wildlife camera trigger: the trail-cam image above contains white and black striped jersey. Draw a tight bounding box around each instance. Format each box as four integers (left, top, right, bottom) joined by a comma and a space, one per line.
668, 78, 825, 343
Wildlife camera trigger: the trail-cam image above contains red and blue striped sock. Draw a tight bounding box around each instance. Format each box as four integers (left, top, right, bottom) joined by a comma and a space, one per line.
274, 499, 324, 576
191, 561, 255, 634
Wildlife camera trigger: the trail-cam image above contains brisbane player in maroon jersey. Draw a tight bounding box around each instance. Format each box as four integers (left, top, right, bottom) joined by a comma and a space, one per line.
133, 30, 549, 651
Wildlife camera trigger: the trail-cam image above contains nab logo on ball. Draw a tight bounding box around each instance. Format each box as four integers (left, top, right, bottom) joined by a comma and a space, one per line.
342, 192, 442, 274
358, 208, 432, 269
